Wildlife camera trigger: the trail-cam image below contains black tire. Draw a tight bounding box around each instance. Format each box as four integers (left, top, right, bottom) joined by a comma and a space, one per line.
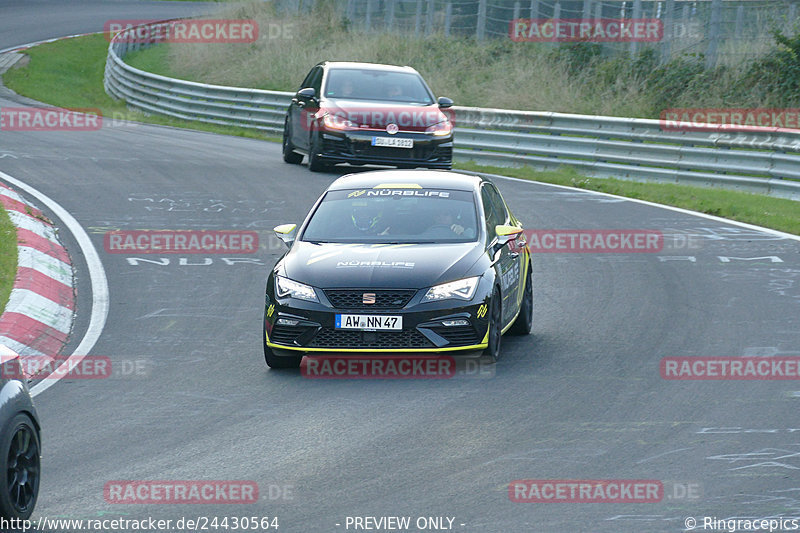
509, 261, 533, 335
0, 413, 40, 520
263, 325, 303, 369
482, 288, 502, 362
282, 120, 303, 164
307, 131, 327, 172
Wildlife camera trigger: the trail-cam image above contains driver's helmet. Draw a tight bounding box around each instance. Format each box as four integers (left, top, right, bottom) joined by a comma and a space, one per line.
351, 201, 382, 232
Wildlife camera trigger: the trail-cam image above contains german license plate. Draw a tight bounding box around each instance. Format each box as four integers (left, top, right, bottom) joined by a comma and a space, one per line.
335, 314, 402, 331
372, 137, 413, 149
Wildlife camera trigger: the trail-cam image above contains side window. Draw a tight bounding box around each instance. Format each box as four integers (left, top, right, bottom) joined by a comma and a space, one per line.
299, 67, 323, 95
309, 67, 323, 94
299, 68, 316, 91
481, 186, 500, 241
487, 184, 509, 226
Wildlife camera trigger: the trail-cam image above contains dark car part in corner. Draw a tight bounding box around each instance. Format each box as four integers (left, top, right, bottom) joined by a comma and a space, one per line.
0, 346, 41, 521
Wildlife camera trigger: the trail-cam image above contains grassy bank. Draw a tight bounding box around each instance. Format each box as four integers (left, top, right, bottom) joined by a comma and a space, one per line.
0, 204, 17, 316
2, 30, 797, 235
2, 34, 273, 141
137, 2, 800, 118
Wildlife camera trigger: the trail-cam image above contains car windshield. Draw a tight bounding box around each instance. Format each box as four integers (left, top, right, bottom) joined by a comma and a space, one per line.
301, 188, 479, 244
324, 68, 435, 104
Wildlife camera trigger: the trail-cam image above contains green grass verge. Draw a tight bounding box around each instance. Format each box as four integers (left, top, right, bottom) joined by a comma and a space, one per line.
0, 203, 18, 316
2, 33, 798, 236
2, 34, 277, 141
457, 163, 800, 235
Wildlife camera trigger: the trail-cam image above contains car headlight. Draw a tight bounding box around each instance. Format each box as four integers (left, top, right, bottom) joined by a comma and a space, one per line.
323, 113, 358, 131
423, 276, 479, 302
275, 276, 319, 302
425, 119, 452, 136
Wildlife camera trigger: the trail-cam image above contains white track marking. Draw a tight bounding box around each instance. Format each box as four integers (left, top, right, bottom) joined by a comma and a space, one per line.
469, 171, 800, 242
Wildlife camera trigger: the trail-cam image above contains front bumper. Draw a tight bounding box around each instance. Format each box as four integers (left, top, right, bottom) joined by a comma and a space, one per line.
264, 287, 490, 353
316, 130, 453, 169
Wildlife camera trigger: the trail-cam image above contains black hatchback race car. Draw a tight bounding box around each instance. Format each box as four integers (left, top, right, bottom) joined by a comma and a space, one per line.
263, 170, 532, 369
0, 346, 41, 520
282, 61, 454, 171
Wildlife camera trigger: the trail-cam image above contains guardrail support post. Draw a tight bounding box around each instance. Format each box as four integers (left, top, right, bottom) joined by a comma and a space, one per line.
476, 0, 487, 41
629, 0, 642, 57
582, 0, 592, 20
385, 0, 396, 31
734, 4, 744, 39
425, 0, 435, 36
365, 0, 374, 31
705, 0, 722, 69
661, 0, 674, 63
445, 3, 452, 36
415, 0, 423, 37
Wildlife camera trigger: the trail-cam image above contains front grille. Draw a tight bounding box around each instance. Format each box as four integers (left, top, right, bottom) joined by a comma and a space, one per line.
429, 326, 480, 347
324, 289, 416, 309
309, 328, 433, 349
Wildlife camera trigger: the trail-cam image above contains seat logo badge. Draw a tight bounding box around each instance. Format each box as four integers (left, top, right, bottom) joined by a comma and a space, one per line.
363, 293, 376, 304
477, 304, 487, 318
386, 123, 399, 135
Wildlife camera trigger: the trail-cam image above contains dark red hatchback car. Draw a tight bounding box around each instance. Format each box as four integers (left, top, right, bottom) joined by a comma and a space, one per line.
282, 61, 454, 171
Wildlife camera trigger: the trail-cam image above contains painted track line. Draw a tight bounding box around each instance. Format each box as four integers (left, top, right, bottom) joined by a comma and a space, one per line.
468, 170, 800, 242
0, 170, 109, 397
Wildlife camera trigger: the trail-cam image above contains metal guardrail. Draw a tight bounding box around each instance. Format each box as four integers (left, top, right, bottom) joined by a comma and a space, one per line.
104, 22, 800, 201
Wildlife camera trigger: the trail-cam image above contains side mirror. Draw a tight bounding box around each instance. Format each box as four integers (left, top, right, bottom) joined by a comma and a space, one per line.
297, 87, 316, 101
274, 223, 297, 247
492, 224, 523, 254
437, 96, 453, 108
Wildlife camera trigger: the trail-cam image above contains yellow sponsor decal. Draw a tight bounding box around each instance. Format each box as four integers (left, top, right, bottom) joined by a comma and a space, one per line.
372, 183, 422, 189
347, 190, 367, 198
477, 304, 487, 318
267, 304, 275, 317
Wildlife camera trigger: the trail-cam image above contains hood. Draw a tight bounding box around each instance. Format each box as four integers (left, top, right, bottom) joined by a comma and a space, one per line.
280, 241, 484, 289
321, 100, 450, 132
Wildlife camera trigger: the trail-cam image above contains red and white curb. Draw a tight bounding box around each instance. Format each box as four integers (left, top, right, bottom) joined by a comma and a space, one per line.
0, 182, 75, 361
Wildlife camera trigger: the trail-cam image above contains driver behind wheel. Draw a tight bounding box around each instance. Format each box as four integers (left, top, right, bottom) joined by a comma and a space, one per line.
350, 201, 390, 235
432, 210, 465, 236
